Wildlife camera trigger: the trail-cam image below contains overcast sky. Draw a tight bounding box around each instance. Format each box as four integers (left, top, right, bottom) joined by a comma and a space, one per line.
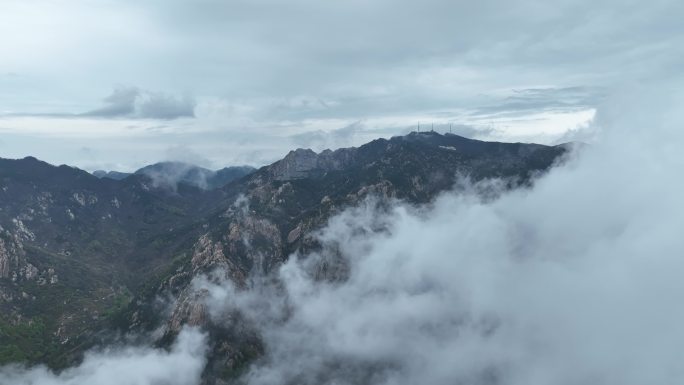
0, 0, 681, 171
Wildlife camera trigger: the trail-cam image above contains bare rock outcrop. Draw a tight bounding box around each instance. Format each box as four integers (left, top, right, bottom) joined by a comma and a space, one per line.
0, 232, 24, 279
270, 147, 356, 181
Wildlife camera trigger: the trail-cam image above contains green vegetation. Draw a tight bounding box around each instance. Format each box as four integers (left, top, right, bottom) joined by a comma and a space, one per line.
102, 292, 132, 319
0, 318, 60, 365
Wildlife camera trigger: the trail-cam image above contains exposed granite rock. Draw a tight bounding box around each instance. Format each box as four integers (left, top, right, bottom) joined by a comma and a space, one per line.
0, 237, 17, 279
356, 180, 396, 201
12, 219, 35, 242
269, 147, 356, 181
287, 224, 302, 243
225, 214, 283, 275
271, 148, 318, 180
168, 289, 210, 333
191, 234, 245, 284
22, 263, 38, 280
0, 231, 24, 279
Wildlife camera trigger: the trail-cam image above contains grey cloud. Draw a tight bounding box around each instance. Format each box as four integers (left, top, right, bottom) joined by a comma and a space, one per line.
163, 145, 213, 168
82, 87, 139, 117
426, 123, 498, 138
136, 92, 196, 120
553, 124, 599, 145
83, 87, 195, 120
452, 124, 496, 138
2, 0, 681, 170
288, 122, 363, 151
194, 84, 684, 384
145, 0, 682, 98
471, 87, 605, 118
0, 87, 195, 121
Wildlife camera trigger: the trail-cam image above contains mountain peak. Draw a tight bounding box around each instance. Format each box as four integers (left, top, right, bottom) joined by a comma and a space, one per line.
134, 162, 255, 190
0, 134, 568, 379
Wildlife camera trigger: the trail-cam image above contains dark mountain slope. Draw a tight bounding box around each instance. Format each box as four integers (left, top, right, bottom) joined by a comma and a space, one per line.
0, 158, 219, 366
92, 170, 131, 180
120, 132, 569, 382
0, 132, 570, 378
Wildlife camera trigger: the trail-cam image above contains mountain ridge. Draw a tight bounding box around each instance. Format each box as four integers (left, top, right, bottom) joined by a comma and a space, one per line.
0, 132, 571, 381
92, 162, 256, 190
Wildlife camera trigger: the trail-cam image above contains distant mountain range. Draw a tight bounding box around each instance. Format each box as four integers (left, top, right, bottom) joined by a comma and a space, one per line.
0, 132, 571, 382
92, 162, 256, 190
91, 170, 131, 180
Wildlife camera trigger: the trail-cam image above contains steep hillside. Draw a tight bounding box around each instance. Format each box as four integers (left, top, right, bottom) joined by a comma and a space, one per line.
0, 132, 569, 379
0, 158, 214, 366
120, 132, 570, 382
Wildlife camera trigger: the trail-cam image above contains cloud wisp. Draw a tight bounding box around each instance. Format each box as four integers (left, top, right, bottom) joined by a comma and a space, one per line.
0, 327, 207, 385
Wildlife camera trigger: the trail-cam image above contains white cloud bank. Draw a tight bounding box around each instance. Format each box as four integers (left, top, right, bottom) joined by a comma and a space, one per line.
195, 84, 684, 384
1, 83, 682, 385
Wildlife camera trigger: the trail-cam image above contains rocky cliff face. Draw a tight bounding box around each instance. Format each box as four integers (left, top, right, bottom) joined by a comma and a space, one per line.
270, 147, 357, 181
0, 223, 49, 284
0, 231, 23, 279
0, 132, 570, 380
122, 132, 570, 382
